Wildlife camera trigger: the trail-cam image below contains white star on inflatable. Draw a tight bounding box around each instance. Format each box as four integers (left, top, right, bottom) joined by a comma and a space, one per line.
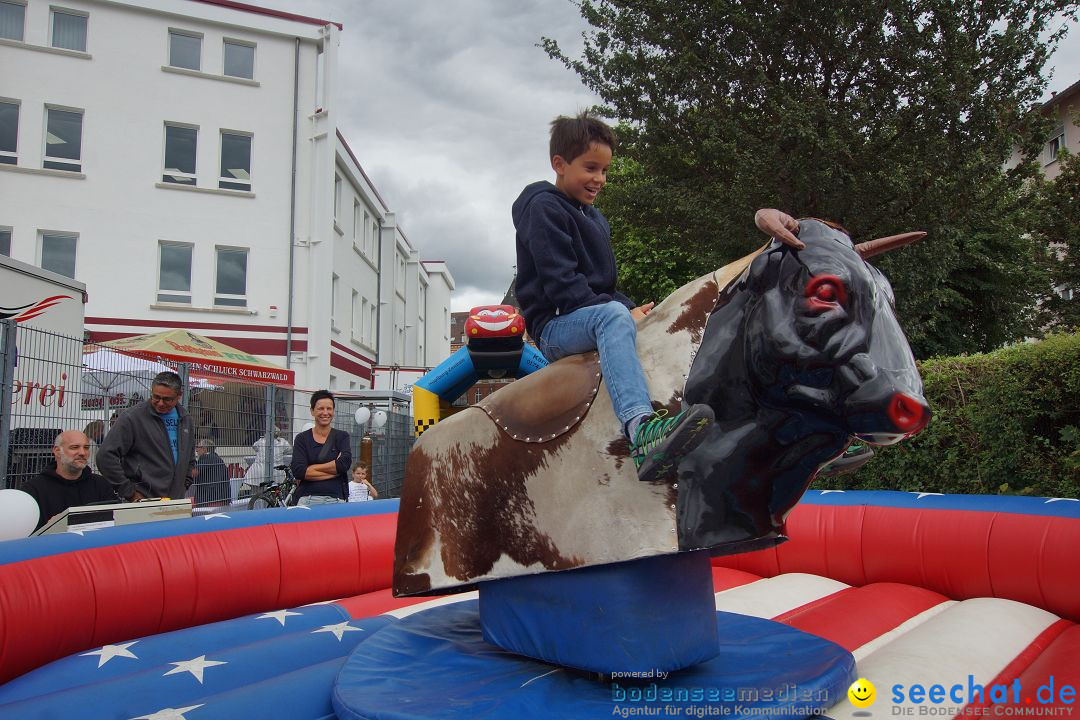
286, 505, 312, 510
81, 641, 139, 668
130, 704, 204, 720
163, 655, 227, 683
201, 513, 230, 520
312, 621, 363, 641
913, 492, 944, 499
1044, 497, 1079, 504
257, 609, 302, 626
817, 489, 846, 494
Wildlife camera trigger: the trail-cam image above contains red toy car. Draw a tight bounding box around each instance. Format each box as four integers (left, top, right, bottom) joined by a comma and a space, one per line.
464, 305, 525, 339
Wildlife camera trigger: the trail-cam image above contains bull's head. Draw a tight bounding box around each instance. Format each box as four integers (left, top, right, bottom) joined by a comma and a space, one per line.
742, 220, 930, 443
679, 219, 930, 549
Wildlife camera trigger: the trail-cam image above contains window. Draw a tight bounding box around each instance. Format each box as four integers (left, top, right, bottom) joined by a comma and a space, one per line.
158, 242, 192, 303
43, 107, 82, 172
352, 201, 362, 243
223, 39, 254, 79
371, 218, 378, 256
51, 8, 87, 52
40, 232, 76, 278
0, 227, 11, 256
334, 174, 341, 221
1046, 125, 1065, 165
0, 1, 25, 41
0, 100, 17, 165
370, 304, 377, 346
361, 297, 369, 343
219, 131, 251, 190
163, 123, 196, 184
331, 274, 339, 327
168, 30, 201, 71
214, 247, 247, 306
351, 290, 360, 338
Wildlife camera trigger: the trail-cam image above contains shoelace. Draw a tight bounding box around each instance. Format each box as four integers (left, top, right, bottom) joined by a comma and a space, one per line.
631, 409, 684, 463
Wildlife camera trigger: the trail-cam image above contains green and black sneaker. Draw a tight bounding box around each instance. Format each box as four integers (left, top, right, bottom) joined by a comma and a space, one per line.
818, 442, 875, 478
630, 405, 715, 483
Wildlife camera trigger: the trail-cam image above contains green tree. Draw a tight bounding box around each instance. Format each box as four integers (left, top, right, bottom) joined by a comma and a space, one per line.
544, 0, 1076, 356
1030, 148, 1080, 330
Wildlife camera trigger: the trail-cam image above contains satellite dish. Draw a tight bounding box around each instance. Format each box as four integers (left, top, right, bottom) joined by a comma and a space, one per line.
371, 410, 388, 429
354, 407, 371, 425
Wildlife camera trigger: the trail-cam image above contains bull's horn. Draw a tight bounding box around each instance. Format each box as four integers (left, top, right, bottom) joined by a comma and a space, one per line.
854, 231, 927, 259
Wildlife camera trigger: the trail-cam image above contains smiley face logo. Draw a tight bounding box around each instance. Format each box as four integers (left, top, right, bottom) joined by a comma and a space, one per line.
848, 678, 877, 708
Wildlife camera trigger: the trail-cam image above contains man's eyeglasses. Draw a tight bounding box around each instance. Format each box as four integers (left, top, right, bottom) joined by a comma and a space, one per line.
151, 393, 180, 404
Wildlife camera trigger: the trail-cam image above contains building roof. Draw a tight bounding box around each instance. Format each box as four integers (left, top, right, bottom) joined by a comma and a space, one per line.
1044, 76, 1080, 112
190, 0, 342, 30
501, 274, 520, 310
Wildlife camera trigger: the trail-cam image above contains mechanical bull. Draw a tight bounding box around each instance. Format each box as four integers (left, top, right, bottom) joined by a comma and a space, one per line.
393, 219, 930, 596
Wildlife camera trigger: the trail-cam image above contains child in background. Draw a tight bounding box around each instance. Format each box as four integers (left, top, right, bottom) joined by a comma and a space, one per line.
348, 460, 378, 502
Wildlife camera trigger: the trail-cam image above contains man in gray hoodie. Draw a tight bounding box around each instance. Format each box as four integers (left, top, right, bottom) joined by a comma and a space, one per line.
97, 371, 196, 501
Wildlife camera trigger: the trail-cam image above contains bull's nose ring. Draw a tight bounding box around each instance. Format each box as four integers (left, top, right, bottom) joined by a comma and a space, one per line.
887, 393, 929, 434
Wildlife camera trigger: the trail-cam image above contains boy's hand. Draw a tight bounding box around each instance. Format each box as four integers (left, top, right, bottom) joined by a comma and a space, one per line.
755, 209, 804, 250
631, 302, 655, 323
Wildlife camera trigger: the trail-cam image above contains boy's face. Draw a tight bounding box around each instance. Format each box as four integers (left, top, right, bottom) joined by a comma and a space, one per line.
552, 142, 612, 206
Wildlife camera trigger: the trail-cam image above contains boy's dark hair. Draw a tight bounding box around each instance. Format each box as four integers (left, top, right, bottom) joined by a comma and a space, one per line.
310, 389, 335, 410
549, 111, 617, 163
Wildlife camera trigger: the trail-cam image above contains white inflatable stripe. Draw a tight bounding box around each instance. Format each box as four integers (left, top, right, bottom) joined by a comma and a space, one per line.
851, 600, 956, 662
382, 591, 479, 619
828, 597, 1060, 719
713, 573, 850, 618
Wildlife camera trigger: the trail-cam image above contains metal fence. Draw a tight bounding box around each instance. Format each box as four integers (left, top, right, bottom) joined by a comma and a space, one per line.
0, 320, 414, 509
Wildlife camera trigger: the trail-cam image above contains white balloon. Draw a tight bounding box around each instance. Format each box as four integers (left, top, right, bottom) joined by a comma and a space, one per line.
0, 489, 40, 541
301, 422, 315, 432
354, 407, 371, 425
371, 410, 388, 428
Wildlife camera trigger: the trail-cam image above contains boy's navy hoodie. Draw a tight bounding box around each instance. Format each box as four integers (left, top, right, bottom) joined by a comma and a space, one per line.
512, 181, 635, 341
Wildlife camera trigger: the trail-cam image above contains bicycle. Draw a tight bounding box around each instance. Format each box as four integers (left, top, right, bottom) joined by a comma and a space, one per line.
247, 464, 298, 509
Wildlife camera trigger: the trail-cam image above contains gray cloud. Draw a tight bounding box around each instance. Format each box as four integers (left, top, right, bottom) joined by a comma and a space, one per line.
288, 0, 600, 309
286, 1, 1078, 311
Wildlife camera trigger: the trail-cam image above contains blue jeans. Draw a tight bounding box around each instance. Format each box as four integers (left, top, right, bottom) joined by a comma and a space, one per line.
298, 495, 344, 507
538, 301, 654, 433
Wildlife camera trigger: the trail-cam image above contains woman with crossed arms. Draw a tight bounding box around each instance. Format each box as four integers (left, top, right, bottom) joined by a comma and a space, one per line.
290, 390, 352, 506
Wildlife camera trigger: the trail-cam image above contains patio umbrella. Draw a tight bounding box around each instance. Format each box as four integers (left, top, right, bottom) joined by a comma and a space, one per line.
81, 348, 215, 415
81, 348, 176, 413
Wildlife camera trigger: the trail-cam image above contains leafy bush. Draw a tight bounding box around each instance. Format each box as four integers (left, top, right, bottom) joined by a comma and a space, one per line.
816, 332, 1080, 497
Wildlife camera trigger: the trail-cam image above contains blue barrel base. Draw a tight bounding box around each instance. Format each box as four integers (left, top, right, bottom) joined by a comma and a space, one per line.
332, 599, 855, 720
478, 551, 719, 674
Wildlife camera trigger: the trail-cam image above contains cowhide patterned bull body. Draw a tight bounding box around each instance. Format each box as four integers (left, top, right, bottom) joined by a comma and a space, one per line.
393, 219, 930, 596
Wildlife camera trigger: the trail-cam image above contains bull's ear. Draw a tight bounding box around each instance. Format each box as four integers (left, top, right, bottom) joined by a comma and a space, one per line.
854, 232, 926, 259
746, 246, 783, 292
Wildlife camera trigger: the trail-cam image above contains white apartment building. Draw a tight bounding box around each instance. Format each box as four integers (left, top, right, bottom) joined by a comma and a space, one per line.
0, 0, 454, 389
1006, 77, 1080, 181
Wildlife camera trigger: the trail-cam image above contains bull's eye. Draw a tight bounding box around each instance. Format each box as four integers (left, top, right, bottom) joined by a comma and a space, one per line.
804, 275, 848, 311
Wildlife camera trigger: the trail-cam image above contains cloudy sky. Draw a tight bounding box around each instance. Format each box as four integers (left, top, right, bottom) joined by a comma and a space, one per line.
285, 1, 1080, 311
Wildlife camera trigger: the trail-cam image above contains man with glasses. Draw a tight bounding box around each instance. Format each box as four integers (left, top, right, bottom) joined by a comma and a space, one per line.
98, 371, 196, 502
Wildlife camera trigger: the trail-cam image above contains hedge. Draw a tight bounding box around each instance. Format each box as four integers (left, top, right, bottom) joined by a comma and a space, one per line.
815, 332, 1080, 498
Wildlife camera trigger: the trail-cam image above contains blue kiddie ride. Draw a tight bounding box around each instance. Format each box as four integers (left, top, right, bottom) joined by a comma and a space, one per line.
411, 304, 547, 436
